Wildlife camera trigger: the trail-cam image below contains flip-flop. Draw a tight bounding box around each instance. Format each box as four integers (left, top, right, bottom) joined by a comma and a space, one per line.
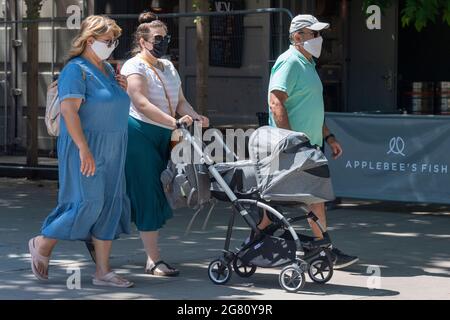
145, 260, 180, 277
92, 272, 134, 288
28, 237, 49, 281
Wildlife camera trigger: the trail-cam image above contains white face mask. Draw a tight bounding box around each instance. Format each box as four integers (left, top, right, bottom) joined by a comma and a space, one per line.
301, 36, 323, 58
91, 40, 116, 60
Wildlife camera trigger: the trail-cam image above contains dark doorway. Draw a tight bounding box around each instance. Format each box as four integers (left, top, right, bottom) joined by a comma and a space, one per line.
314, 0, 345, 113
397, 0, 450, 114
347, 0, 399, 113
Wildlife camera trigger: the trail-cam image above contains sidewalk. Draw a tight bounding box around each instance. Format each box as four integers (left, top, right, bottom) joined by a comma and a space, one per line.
0, 178, 449, 300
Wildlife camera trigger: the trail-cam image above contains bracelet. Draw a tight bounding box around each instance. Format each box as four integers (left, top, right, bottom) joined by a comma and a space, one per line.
325, 134, 335, 143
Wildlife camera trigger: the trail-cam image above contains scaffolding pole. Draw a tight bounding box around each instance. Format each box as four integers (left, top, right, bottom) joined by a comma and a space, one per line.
3, 0, 8, 153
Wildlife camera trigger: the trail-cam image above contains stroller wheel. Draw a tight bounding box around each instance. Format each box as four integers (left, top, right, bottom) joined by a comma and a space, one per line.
233, 257, 257, 278
279, 265, 306, 293
208, 259, 232, 285
308, 256, 333, 284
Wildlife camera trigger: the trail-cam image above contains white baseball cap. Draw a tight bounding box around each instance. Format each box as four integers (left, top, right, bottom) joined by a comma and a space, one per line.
289, 14, 330, 34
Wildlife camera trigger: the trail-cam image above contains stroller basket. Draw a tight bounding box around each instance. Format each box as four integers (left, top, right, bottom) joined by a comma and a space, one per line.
238, 234, 296, 268
238, 229, 332, 269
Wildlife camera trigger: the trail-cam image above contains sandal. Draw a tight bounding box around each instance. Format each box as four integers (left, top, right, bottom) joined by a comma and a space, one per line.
28, 237, 50, 281
92, 272, 134, 288
145, 260, 180, 277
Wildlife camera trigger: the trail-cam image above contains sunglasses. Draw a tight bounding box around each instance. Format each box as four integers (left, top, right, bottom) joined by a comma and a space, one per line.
97, 38, 120, 48
152, 35, 171, 44
297, 31, 321, 38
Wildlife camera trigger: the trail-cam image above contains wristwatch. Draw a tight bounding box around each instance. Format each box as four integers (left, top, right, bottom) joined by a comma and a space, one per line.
175, 119, 182, 129
324, 134, 336, 143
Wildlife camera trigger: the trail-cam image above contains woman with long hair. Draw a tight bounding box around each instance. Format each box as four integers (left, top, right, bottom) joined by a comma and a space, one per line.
28, 15, 133, 288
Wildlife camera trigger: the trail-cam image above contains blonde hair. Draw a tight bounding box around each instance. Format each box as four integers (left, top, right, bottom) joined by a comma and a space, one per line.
67, 15, 122, 61
131, 20, 168, 56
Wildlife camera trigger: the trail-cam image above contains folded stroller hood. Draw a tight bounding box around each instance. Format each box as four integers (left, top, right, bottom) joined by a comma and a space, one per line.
248, 126, 335, 205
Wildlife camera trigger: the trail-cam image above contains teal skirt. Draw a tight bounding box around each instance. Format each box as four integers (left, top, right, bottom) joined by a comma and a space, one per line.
125, 116, 173, 231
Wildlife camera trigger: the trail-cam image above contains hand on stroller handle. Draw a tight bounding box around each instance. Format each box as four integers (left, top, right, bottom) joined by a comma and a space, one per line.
176, 119, 190, 129
176, 118, 202, 129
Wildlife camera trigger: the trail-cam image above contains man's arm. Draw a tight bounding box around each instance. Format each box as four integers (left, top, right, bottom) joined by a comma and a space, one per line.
269, 90, 291, 130
323, 123, 343, 159
323, 124, 331, 138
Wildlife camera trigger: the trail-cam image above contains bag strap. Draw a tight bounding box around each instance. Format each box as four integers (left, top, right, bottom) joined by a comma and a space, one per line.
50, 62, 86, 89
68, 61, 87, 81
138, 55, 175, 117
80, 64, 86, 81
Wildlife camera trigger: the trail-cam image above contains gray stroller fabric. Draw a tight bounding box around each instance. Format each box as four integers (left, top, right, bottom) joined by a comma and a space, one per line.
248, 126, 335, 205
162, 126, 335, 208
211, 160, 259, 200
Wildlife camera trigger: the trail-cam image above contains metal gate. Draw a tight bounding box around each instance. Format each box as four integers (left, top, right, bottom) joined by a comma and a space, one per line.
1, 0, 12, 154
0, 0, 88, 164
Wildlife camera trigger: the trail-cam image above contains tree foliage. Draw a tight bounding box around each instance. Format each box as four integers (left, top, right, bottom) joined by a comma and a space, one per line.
24, 0, 45, 19
364, 0, 450, 31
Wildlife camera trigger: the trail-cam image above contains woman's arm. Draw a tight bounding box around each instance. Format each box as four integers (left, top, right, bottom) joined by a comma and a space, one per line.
176, 87, 199, 118
127, 74, 177, 129
60, 98, 96, 177
176, 87, 209, 127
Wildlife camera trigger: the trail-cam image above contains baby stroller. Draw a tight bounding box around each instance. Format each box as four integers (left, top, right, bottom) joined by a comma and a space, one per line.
161, 124, 336, 293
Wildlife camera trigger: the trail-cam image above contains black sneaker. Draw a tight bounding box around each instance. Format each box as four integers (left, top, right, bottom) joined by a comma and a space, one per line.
331, 247, 359, 270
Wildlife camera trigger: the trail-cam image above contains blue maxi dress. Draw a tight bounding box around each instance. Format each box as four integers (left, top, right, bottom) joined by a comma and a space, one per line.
41, 56, 131, 241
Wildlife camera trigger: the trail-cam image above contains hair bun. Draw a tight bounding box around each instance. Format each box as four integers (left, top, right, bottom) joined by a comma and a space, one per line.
138, 11, 158, 24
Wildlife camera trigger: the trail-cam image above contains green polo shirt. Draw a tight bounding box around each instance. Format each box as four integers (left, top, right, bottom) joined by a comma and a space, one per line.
268, 45, 324, 147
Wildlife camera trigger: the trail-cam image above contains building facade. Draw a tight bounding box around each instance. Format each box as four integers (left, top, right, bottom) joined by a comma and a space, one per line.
0, 0, 449, 155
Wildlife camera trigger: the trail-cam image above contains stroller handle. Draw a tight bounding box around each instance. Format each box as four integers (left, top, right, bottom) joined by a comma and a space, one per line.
176, 121, 191, 130
177, 122, 215, 166
177, 121, 239, 161
212, 130, 239, 161
176, 118, 202, 131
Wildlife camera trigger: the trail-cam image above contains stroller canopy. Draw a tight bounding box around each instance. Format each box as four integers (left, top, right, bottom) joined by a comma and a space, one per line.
248, 126, 335, 205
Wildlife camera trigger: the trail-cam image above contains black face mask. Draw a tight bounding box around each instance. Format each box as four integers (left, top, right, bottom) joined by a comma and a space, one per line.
147, 37, 169, 58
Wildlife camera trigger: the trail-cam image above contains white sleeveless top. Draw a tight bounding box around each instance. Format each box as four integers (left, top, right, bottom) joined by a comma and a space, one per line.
121, 56, 181, 129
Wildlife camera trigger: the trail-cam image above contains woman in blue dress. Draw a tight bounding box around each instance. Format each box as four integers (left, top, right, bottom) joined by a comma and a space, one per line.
28, 15, 133, 288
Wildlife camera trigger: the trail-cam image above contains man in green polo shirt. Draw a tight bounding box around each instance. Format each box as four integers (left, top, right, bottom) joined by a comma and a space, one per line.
266, 14, 358, 269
